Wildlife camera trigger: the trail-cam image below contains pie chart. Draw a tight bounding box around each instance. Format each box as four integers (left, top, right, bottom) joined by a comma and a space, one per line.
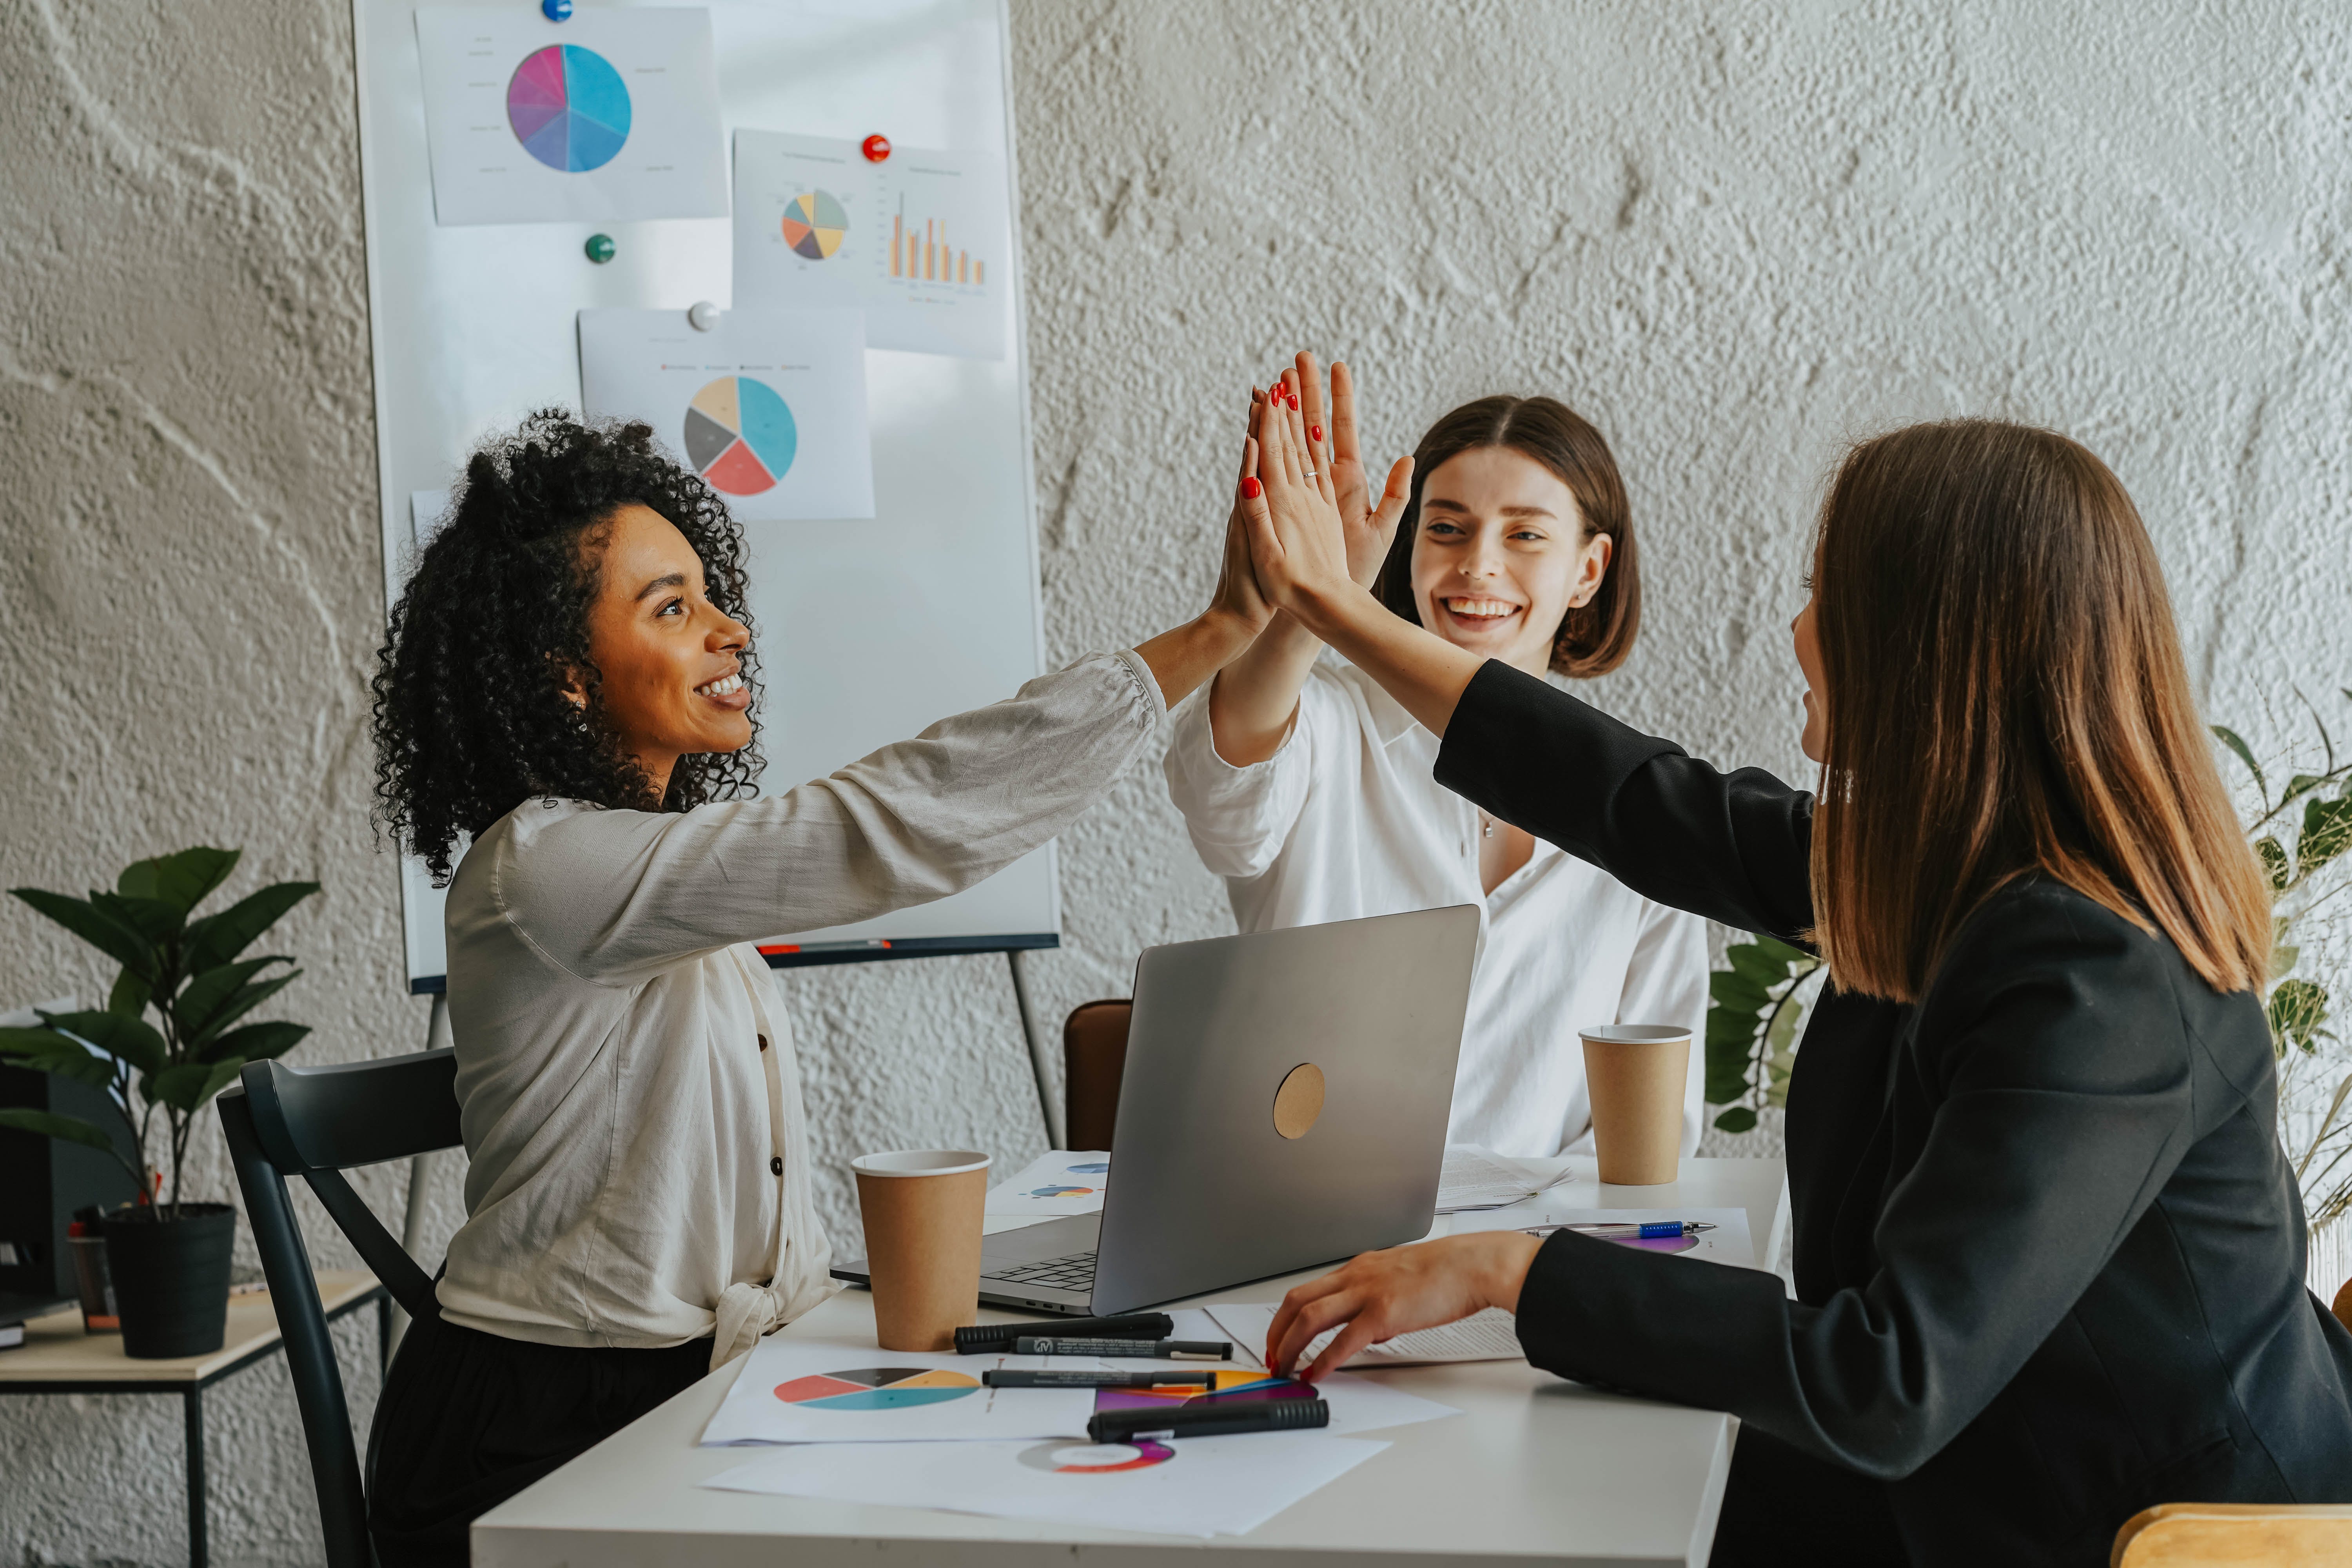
1092, 1370, 1308, 1414
507, 44, 631, 173
782, 190, 850, 260
1019, 1439, 1176, 1475
773, 1367, 980, 1411
684, 376, 797, 497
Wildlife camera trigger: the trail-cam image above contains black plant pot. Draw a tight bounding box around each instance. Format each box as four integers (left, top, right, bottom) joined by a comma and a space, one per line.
100, 1203, 236, 1358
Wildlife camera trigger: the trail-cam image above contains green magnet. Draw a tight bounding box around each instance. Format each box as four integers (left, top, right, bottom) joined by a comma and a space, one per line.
584, 233, 616, 265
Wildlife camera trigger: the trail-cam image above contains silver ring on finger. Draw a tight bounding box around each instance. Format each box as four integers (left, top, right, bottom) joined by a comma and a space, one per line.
1302, 466, 1317, 478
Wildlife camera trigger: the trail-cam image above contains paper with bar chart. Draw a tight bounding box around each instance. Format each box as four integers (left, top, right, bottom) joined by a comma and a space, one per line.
414, 7, 726, 226
733, 130, 1008, 359
577, 307, 874, 521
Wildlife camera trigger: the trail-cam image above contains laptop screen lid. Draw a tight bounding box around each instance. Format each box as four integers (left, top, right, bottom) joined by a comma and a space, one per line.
1088, 905, 1480, 1315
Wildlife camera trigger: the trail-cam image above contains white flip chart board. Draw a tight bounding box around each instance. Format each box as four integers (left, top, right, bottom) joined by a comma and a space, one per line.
353, 0, 1054, 991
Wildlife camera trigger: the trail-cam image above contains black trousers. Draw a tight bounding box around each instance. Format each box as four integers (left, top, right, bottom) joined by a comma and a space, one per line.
368, 1309, 712, 1568
1710, 1426, 1910, 1567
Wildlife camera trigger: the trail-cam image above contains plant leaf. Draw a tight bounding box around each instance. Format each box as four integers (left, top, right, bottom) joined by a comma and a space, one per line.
117, 847, 241, 916
172, 956, 290, 1042
0, 1108, 125, 1156
145, 1059, 247, 1113
38, 1009, 169, 1076
2268, 978, 2329, 1055
2212, 725, 2266, 796
8, 888, 158, 979
2256, 837, 2291, 891
181, 881, 319, 974
197, 1020, 310, 1065
178, 968, 300, 1050
0, 1027, 119, 1091
87, 891, 184, 947
2284, 774, 2327, 807
1727, 944, 1791, 990
107, 966, 152, 1020
1711, 1106, 1759, 1134
2299, 797, 2352, 876
1751, 933, 1815, 965
1708, 970, 1771, 1016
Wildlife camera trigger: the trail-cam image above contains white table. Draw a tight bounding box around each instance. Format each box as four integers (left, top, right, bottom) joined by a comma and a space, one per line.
476, 1156, 1788, 1568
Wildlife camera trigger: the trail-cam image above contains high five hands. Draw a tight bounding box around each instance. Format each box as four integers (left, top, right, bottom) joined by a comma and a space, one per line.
1236, 354, 1416, 628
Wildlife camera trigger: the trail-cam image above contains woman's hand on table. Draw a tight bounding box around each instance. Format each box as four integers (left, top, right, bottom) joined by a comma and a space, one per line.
1265, 1230, 1544, 1383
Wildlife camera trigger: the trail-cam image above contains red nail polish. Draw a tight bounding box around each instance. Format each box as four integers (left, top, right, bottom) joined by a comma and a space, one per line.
1310, 425, 1323, 441
1242, 476, 1263, 499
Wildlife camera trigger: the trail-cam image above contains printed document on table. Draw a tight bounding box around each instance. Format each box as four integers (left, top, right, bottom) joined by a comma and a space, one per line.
700, 1334, 1090, 1445
1437, 1145, 1573, 1212
1454, 1205, 1758, 1268
1208, 1302, 1525, 1370
414, 7, 726, 226
578, 307, 874, 522
733, 130, 1009, 359
704, 1432, 1389, 1540
986, 1149, 1112, 1217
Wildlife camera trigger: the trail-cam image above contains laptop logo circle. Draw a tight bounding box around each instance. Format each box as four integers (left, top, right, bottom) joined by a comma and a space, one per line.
1272, 1062, 1326, 1140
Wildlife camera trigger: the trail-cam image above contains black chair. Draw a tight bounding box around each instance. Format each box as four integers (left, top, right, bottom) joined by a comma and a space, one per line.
218, 1050, 461, 1568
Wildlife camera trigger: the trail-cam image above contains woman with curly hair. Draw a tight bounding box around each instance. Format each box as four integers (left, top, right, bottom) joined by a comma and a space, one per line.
365, 410, 1270, 1565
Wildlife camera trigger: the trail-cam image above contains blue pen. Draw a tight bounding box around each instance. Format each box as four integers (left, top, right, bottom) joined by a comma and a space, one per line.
1527, 1220, 1716, 1240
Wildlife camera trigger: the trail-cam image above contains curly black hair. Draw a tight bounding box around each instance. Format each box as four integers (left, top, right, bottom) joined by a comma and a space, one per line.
370, 410, 762, 883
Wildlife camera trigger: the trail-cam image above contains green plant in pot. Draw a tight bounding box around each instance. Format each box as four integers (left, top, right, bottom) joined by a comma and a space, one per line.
0, 846, 317, 1357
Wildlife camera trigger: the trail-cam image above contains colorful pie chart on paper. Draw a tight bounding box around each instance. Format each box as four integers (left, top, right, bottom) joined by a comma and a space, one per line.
1067, 1163, 1109, 1174
781, 190, 850, 260
1026, 1184, 1095, 1199
684, 376, 797, 496
506, 45, 632, 173
1018, 1439, 1176, 1475
773, 1367, 980, 1411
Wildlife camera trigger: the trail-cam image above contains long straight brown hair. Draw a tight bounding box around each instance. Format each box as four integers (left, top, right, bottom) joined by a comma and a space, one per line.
1809, 419, 2269, 1002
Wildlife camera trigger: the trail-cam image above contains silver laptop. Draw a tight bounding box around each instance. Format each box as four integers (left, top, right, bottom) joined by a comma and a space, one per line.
832, 906, 1480, 1314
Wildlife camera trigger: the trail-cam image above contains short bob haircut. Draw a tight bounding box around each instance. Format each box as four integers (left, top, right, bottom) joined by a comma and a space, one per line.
1373, 395, 1639, 678
1808, 418, 2270, 1003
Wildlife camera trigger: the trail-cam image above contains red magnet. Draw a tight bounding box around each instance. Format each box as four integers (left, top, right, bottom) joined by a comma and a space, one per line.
862, 134, 892, 163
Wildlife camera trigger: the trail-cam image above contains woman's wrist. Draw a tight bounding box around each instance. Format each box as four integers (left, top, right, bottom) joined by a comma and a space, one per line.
1479, 1231, 1545, 1313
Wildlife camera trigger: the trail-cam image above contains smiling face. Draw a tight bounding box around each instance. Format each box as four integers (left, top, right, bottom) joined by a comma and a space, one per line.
1408, 447, 1612, 676
572, 502, 753, 798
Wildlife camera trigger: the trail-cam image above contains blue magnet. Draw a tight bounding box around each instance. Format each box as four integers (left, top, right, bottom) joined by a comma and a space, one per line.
541, 0, 572, 20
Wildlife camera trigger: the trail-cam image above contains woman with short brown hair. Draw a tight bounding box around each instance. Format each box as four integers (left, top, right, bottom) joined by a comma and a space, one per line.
1164, 357, 1706, 1161
1230, 397, 2352, 1566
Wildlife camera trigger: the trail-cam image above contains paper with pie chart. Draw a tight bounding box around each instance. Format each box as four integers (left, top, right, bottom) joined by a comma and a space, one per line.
733, 129, 1009, 359
414, 7, 726, 226
987, 1149, 1114, 1216
702, 1432, 1389, 1540
699, 1336, 1091, 1445
577, 307, 873, 522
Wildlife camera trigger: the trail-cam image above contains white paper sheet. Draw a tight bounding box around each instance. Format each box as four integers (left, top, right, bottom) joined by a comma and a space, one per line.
1436, 1145, 1573, 1212
1453, 1205, 1759, 1268
700, 1335, 1091, 1446
414, 8, 727, 227
1207, 1302, 1525, 1370
577, 307, 874, 522
985, 1150, 1112, 1217
732, 130, 1009, 359
703, 1432, 1388, 1540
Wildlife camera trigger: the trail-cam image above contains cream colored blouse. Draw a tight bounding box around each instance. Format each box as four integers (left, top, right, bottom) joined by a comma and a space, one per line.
434, 651, 1166, 1368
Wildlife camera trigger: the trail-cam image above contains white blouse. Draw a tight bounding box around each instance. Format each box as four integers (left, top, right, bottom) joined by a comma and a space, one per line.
436, 650, 1166, 1368
1163, 658, 1709, 1160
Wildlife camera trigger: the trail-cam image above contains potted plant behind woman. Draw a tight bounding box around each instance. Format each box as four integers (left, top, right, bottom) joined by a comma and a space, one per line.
0, 846, 317, 1356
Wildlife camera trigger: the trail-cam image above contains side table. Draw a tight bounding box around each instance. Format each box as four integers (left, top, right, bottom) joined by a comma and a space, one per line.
0, 1269, 389, 1568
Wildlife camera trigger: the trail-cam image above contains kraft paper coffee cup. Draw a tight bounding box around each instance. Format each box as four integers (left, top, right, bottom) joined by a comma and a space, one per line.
851, 1149, 991, 1352
1579, 1025, 1691, 1186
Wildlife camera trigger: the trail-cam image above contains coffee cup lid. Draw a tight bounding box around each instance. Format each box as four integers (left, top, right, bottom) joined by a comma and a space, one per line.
850, 1149, 992, 1178
1577, 1024, 1693, 1045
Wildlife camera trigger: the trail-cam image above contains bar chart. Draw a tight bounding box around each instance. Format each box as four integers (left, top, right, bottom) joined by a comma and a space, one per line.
889, 203, 986, 287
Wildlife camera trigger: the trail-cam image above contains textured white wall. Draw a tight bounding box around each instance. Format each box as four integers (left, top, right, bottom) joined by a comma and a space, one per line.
5, 1, 2350, 1562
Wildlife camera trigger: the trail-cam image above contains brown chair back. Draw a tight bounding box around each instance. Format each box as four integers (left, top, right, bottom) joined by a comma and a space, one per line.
1062, 999, 1132, 1151
2335, 1276, 2352, 1336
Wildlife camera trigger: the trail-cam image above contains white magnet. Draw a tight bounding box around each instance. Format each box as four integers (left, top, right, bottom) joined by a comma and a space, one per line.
688, 301, 722, 332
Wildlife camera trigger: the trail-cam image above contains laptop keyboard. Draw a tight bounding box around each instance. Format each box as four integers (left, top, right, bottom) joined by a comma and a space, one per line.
982, 1249, 1097, 1291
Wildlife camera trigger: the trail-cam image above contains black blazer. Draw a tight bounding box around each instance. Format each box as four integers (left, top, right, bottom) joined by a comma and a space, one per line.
1434, 661, 2352, 1567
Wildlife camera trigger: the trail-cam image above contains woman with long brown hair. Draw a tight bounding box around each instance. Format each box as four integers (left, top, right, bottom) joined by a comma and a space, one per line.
1164, 356, 1706, 1160
1230, 388, 2352, 1566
